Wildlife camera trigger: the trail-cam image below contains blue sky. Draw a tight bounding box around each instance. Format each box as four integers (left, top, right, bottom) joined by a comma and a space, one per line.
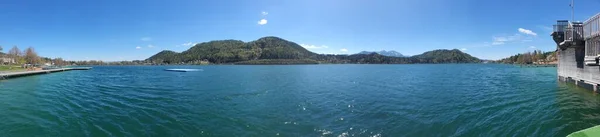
0, 0, 599, 61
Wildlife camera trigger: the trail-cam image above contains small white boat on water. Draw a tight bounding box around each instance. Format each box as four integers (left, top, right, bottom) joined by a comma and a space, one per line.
164, 69, 202, 72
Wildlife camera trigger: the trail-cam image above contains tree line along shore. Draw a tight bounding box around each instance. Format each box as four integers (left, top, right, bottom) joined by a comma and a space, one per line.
495, 50, 557, 65
0, 46, 69, 71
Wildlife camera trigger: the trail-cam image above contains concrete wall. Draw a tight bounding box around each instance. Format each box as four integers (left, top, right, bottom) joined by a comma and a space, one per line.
558, 48, 600, 86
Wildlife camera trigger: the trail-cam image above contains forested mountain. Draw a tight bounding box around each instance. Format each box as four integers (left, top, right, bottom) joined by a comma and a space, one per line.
357, 50, 405, 57
146, 50, 180, 64
146, 36, 481, 64
147, 37, 319, 64
412, 49, 481, 63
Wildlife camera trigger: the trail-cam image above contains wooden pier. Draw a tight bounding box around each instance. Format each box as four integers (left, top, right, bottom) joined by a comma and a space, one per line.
0, 67, 91, 79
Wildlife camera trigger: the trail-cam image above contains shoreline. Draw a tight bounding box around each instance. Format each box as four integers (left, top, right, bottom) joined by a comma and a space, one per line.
71, 63, 503, 66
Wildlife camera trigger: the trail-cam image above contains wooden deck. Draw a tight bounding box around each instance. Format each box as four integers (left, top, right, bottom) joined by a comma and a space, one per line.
0, 67, 91, 79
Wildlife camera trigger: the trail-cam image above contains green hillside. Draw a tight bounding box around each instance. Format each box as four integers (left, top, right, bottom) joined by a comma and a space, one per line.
146, 36, 481, 64
412, 49, 481, 63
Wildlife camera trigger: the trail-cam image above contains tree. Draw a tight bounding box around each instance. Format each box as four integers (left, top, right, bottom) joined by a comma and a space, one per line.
24, 47, 40, 65
516, 54, 525, 64
7, 46, 22, 64
536, 52, 546, 64
531, 51, 538, 63
0, 45, 3, 65
53, 58, 66, 66
8, 46, 21, 57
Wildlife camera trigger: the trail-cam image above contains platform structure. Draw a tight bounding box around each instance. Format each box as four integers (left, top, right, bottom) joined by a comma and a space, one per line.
0, 67, 92, 79
552, 14, 600, 92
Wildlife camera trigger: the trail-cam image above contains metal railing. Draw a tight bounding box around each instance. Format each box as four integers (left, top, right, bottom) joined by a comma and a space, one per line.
554, 20, 569, 33
583, 14, 600, 58
584, 13, 600, 40
565, 22, 584, 42
586, 38, 599, 56
554, 25, 567, 33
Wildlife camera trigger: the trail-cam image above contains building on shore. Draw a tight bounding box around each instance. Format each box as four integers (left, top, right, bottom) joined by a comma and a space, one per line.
0, 57, 15, 65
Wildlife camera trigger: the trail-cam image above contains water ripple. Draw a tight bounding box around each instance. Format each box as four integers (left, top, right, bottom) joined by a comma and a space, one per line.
0, 65, 597, 136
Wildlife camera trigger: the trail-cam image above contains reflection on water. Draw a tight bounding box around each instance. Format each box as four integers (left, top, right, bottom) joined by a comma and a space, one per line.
556, 82, 600, 136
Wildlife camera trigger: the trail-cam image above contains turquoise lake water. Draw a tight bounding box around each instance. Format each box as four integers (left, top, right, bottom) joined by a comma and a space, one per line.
0, 64, 599, 136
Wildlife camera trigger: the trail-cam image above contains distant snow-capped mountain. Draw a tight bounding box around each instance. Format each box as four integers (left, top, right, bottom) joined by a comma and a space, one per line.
356, 50, 406, 57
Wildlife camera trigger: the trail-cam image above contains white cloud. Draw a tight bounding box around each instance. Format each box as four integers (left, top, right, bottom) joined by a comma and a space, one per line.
460, 48, 468, 51
492, 36, 507, 45
180, 42, 195, 47
141, 37, 152, 41
518, 28, 537, 36
258, 19, 268, 25
300, 44, 328, 49
340, 48, 348, 52
529, 46, 536, 49
491, 33, 533, 46
262, 11, 269, 16
493, 37, 508, 42
470, 28, 539, 48
136, 46, 142, 49
492, 41, 505, 45
147, 45, 154, 48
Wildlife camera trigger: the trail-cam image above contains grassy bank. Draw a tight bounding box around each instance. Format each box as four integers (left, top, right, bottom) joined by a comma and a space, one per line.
0, 65, 25, 72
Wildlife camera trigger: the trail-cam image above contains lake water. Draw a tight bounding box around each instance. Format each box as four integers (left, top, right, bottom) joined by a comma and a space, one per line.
0, 64, 599, 136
